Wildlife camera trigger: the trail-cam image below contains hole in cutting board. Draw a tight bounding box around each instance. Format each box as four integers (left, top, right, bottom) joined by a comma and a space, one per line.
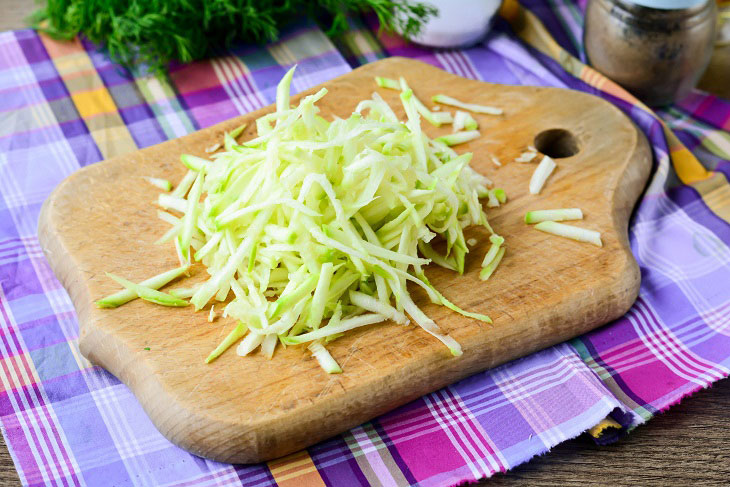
534, 129, 579, 158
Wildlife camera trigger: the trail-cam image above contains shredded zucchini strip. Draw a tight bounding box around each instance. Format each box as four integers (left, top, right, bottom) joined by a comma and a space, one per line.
529, 155, 557, 194
432, 94, 503, 115
534, 221, 602, 247
96, 265, 190, 308
525, 208, 583, 224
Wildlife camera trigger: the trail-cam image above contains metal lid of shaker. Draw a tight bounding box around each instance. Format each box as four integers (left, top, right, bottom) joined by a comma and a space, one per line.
621, 0, 707, 9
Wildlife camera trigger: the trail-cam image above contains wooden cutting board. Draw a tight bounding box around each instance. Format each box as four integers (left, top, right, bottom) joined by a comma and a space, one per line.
38, 57, 651, 463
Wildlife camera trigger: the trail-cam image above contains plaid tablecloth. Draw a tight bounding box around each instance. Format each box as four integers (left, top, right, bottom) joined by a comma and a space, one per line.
1, 1, 729, 486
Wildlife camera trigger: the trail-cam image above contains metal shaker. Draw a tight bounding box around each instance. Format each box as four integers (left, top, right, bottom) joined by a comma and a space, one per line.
584, 0, 718, 106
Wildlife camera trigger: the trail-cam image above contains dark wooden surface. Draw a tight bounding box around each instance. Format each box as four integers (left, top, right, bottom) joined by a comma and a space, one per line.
2, 2, 729, 485
0, 434, 19, 487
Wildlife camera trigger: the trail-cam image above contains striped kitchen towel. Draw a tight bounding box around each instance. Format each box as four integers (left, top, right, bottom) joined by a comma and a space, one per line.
0, 2, 728, 486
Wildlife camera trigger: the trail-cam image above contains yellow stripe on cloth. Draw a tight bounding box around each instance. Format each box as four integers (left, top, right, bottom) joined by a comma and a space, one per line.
71, 88, 117, 119
588, 416, 622, 438
502, 3, 730, 224
663, 126, 714, 184
267, 450, 326, 486
39, 35, 137, 159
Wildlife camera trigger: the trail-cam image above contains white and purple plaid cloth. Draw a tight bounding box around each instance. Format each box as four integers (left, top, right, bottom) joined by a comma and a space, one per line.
1, 1, 729, 486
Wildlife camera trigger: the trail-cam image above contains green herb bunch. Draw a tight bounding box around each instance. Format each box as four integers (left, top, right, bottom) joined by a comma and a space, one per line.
30, 0, 436, 74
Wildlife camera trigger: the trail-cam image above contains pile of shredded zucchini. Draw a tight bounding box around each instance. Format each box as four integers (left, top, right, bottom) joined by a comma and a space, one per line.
100, 67, 510, 373
98, 68, 605, 372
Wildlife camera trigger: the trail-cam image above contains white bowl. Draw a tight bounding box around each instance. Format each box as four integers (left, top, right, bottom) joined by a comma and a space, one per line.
401, 0, 502, 49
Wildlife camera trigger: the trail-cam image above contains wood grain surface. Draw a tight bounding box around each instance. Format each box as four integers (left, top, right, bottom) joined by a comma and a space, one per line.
38, 57, 650, 463
2, 3, 729, 484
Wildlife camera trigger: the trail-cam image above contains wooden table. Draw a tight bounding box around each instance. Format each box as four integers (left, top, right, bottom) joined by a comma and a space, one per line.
1, 2, 728, 484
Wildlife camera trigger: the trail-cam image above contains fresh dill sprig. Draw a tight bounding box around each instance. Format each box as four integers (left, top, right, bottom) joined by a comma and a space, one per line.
30, 0, 436, 75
